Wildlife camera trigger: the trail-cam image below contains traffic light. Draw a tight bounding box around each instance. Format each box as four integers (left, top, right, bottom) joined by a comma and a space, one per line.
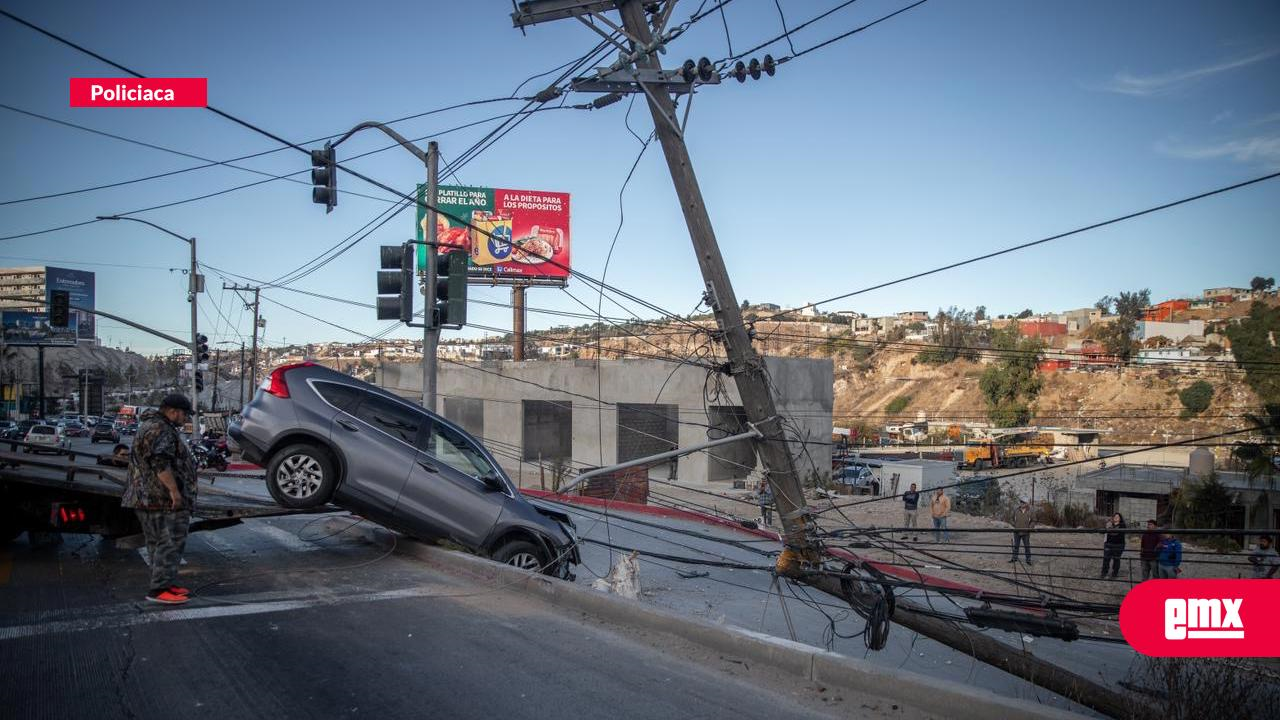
194, 334, 209, 393
376, 244, 413, 323
49, 290, 70, 327
433, 250, 468, 329
310, 142, 337, 213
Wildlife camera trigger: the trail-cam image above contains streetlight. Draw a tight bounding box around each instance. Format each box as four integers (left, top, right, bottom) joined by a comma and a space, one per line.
96, 215, 202, 437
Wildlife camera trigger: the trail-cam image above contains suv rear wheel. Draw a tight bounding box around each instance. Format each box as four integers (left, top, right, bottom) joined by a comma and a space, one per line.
266, 443, 337, 509
492, 539, 549, 573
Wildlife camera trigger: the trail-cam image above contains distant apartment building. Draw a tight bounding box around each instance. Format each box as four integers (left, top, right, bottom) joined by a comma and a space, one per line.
1202, 286, 1247, 300
0, 266, 47, 311
897, 310, 929, 324
1058, 308, 1093, 334
1132, 319, 1205, 343
0, 265, 96, 343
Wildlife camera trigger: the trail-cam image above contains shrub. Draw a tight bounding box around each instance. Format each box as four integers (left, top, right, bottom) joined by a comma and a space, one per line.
1062, 503, 1101, 528
885, 394, 911, 414
1178, 380, 1213, 418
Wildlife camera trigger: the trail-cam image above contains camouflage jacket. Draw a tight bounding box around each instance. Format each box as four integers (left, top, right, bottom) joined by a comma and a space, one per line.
120, 410, 198, 511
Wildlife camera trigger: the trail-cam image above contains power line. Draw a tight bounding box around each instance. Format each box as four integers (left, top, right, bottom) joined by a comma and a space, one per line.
751, 169, 1280, 325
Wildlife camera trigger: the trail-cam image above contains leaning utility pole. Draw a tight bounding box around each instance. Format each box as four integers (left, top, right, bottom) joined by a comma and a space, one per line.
515, 0, 818, 564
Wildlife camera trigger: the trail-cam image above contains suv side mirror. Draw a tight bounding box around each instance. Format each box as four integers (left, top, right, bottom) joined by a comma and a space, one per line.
480, 473, 505, 493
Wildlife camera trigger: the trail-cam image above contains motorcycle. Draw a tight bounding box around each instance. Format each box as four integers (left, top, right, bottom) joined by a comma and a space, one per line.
190, 436, 229, 472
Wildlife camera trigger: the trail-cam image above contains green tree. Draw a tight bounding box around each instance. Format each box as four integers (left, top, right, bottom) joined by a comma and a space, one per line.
740, 299, 750, 310
1016, 308, 1033, 319
1091, 287, 1151, 361
1178, 380, 1213, 418
979, 325, 1043, 427
974, 305, 987, 321
1250, 276, 1275, 292
1094, 296, 1113, 313
917, 306, 979, 364
1226, 302, 1280, 404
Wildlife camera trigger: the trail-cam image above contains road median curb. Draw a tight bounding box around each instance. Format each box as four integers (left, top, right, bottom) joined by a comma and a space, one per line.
372, 528, 1085, 720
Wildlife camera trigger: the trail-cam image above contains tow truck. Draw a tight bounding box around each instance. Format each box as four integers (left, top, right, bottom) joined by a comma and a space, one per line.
0, 442, 319, 545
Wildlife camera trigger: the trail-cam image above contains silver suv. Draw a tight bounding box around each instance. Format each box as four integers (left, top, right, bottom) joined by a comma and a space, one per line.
228, 362, 577, 577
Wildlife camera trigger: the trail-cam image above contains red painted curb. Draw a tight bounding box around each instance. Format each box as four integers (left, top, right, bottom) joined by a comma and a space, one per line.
227, 462, 262, 471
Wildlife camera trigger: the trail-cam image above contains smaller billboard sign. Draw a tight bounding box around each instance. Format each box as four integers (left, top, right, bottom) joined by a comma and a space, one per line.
45, 266, 95, 341
416, 184, 571, 286
2, 310, 78, 346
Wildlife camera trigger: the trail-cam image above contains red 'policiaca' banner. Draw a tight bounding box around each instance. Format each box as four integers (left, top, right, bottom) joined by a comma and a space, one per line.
70, 78, 208, 107
416, 184, 571, 286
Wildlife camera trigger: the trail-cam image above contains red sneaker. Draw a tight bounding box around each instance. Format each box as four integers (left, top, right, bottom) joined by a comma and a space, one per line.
146, 589, 189, 605
168, 586, 191, 596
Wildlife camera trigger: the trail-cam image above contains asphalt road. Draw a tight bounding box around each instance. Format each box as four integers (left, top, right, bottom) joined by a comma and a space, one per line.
0, 514, 910, 720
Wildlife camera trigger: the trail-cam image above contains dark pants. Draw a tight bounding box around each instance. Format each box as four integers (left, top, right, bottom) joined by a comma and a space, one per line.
1102, 544, 1124, 577
760, 504, 772, 526
136, 509, 191, 593
1141, 559, 1156, 580
1011, 532, 1031, 562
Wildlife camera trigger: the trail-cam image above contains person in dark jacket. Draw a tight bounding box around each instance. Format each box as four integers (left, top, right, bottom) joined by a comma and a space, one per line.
756, 480, 774, 527
1139, 519, 1161, 581
1009, 500, 1034, 564
120, 394, 198, 605
1101, 513, 1126, 579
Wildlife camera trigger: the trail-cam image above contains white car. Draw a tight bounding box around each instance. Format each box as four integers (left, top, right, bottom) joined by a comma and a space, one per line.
24, 425, 63, 453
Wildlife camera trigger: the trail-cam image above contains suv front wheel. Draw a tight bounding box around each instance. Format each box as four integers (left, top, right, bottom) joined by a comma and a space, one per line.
492, 539, 550, 573
266, 443, 337, 509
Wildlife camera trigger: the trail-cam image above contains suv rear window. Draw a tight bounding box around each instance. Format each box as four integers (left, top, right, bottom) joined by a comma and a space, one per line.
313, 381, 363, 413
31, 425, 54, 433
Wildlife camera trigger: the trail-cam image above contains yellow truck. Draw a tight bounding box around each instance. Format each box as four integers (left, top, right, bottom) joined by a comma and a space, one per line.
961, 432, 1055, 469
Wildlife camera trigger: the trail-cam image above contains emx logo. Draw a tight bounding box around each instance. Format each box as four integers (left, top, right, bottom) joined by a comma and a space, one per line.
1165, 598, 1243, 640
1121, 580, 1279, 657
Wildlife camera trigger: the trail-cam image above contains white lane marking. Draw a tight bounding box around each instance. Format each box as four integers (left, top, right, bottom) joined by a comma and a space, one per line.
0, 585, 449, 641
252, 524, 320, 553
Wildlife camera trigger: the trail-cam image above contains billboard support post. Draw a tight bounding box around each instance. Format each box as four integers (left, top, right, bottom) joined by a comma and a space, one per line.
36, 345, 44, 419
513, 286, 526, 361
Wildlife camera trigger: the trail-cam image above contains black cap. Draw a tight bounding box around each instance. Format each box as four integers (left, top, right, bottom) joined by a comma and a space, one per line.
160, 393, 194, 413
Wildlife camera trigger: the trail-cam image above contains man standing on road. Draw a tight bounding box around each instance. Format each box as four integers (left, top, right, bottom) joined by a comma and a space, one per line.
930, 487, 951, 543
120, 394, 197, 605
901, 483, 920, 540
1009, 500, 1033, 564
1139, 519, 1161, 581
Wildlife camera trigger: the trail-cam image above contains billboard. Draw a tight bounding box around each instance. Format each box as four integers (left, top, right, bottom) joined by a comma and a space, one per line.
45, 266, 95, 341
416, 184, 571, 286
2, 310, 78, 346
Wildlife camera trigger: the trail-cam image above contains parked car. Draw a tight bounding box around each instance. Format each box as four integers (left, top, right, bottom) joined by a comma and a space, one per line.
24, 425, 64, 453
0, 421, 15, 437
229, 362, 578, 577
4, 419, 40, 441
91, 422, 119, 444
119, 423, 139, 436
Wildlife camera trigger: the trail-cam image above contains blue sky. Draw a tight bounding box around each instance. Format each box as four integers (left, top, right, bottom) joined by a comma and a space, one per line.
1, 0, 1277, 354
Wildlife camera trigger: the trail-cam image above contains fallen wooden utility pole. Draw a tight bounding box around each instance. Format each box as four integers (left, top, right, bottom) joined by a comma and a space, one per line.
508, 2, 1138, 717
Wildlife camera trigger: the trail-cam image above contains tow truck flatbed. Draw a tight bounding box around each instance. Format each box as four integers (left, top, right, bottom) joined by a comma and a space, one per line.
0, 448, 322, 540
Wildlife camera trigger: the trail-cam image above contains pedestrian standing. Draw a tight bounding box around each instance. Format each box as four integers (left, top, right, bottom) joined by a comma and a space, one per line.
1101, 513, 1126, 579
1156, 531, 1183, 579
1248, 535, 1279, 579
757, 480, 773, 527
1139, 519, 1161, 581
1009, 500, 1033, 564
901, 483, 920, 540
120, 394, 198, 605
930, 488, 951, 543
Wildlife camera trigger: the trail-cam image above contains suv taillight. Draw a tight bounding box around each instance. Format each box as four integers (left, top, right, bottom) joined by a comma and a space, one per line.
262, 362, 315, 398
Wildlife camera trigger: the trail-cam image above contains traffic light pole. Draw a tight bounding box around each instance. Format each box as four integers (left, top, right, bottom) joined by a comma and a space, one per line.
189, 235, 200, 437
423, 141, 440, 412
